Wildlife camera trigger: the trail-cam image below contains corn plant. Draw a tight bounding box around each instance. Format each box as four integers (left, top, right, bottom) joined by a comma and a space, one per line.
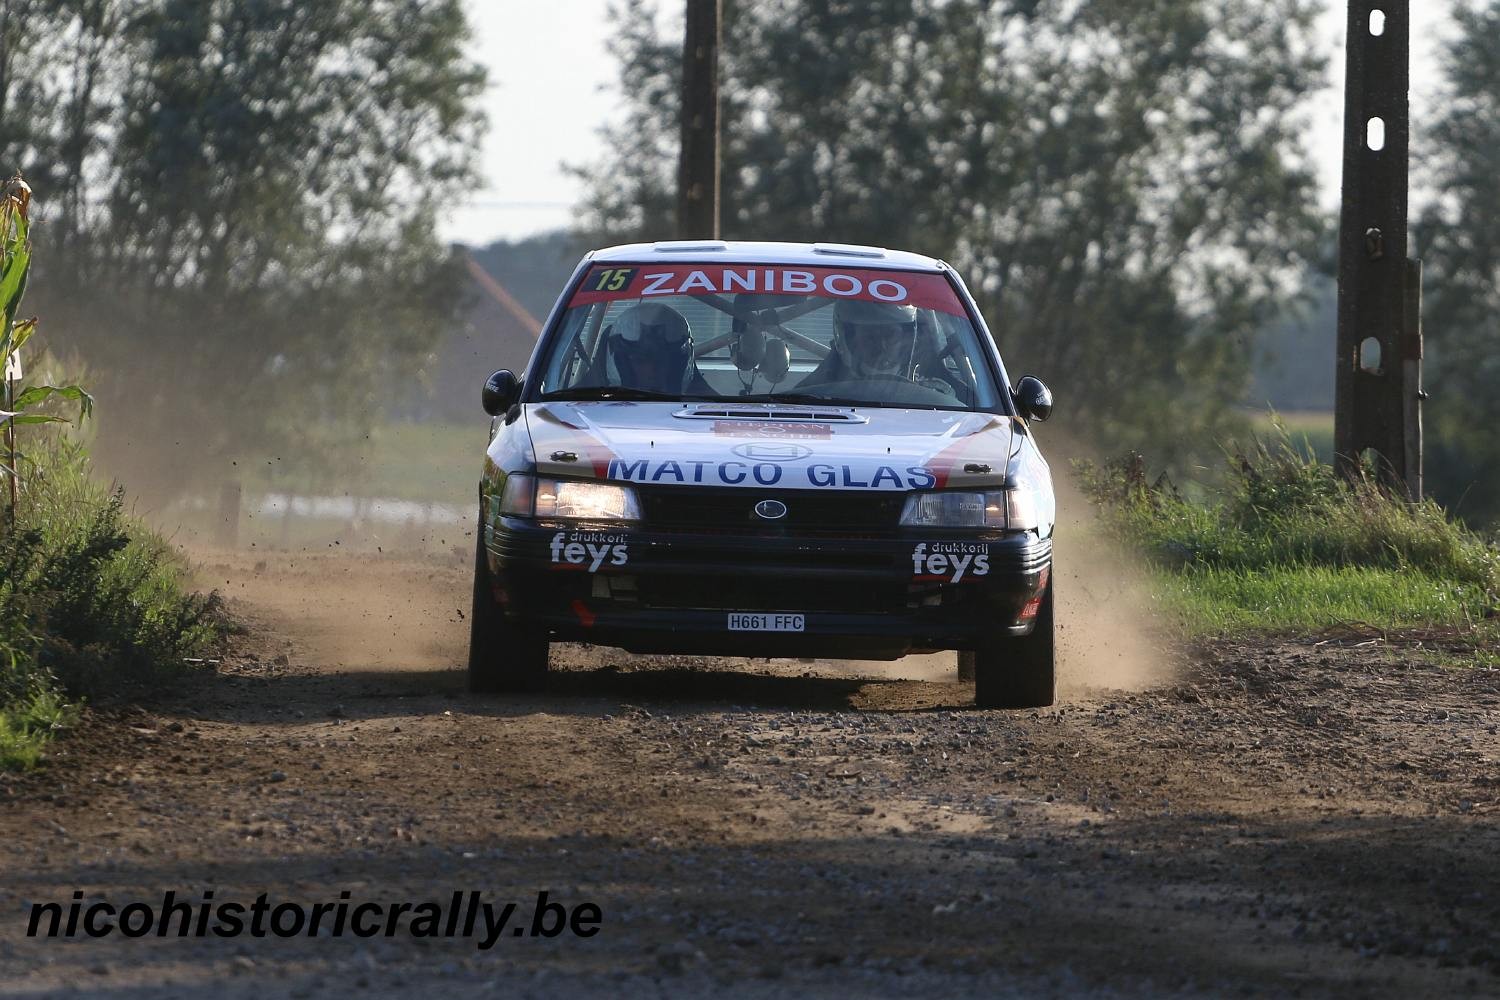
2, 174, 92, 523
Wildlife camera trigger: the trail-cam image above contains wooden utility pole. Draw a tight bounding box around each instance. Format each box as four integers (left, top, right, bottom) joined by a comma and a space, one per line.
1334, 1, 1423, 499
677, 0, 721, 239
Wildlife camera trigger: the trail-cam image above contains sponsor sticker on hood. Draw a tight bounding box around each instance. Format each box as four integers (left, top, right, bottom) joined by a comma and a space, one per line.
525, 402, 1012, 491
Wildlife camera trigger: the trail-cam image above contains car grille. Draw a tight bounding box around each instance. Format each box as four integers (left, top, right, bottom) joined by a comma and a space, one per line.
639, 487, 903, 536
638, 575, 903, 614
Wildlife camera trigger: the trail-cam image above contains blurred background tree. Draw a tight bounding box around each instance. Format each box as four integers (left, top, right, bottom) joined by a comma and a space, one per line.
0, 0, 485, 502
1416, 0, 1500, 528
577, 0, 1329, 469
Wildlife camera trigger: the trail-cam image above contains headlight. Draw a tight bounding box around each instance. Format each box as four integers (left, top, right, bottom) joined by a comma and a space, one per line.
899, 489, 1038, 530
499, 474, 641, 522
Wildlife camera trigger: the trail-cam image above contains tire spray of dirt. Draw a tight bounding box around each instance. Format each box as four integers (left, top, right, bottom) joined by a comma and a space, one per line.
1045, 433, 1183, 696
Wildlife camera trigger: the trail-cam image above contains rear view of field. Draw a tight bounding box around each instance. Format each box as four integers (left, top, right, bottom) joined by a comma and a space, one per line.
4, 544, 1499, 998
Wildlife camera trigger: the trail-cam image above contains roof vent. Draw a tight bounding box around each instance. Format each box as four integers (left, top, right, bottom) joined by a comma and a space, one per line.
811, 243, 886, 259
652, 240, 729, 253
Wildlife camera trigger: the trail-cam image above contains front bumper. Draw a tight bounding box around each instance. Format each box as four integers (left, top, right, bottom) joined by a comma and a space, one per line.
483, 518, 1051, 659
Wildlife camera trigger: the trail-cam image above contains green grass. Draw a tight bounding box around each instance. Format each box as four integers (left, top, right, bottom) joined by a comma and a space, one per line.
0, 686, 73, 770
1079, 430, 1500, 641
1151, 565, 1491, 635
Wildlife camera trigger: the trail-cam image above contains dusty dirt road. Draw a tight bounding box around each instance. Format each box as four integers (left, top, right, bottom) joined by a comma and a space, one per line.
3, 548, 1500, 997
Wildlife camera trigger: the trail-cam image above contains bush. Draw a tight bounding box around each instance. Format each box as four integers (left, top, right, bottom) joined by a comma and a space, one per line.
1077, 432, 1500, 634
1, 437, 223, 767
1079, 437, 1499, 592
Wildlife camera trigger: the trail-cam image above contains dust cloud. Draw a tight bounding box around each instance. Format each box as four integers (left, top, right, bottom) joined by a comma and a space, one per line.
189, 548, 472, 673
172, 427, 1179, 701
1047, 434, 1183, 696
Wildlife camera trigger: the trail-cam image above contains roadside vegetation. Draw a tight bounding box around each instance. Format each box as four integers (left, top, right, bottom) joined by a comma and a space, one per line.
2, 176, 222, 769
1079, 431, 1500, 641
1, 442, 225, 769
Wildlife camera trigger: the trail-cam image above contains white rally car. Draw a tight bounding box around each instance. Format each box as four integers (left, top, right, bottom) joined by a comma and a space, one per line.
471, 241, 1056, 708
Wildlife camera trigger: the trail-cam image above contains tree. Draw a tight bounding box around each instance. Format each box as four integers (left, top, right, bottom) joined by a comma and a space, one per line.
576, 0, 1327, 466
0, 0, 486, 500
1415, 0, 1500, 526
0, 0, 126, 252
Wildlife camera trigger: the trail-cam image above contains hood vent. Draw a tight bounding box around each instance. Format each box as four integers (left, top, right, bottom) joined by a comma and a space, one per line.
674, 405, 867, 423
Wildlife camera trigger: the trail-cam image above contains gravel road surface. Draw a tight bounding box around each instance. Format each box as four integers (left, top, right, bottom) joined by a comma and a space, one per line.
3, 549, 1498, 997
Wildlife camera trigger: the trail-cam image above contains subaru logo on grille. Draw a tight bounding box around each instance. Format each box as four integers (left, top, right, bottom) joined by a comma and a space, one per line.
732, 442, 813, 463
754, 499, 788, 521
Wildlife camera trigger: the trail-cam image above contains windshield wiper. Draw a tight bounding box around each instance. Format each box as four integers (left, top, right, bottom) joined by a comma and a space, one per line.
540, 387, 714, 402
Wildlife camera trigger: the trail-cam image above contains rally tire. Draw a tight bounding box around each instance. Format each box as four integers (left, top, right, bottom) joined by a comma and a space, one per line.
468, 527, 549, 693
957, 651, 976, 683
973, 581, 1056, 709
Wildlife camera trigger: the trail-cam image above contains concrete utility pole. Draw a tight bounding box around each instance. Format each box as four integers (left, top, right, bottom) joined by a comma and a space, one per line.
1334, 1, 1423, 499
677, 0, 721, 239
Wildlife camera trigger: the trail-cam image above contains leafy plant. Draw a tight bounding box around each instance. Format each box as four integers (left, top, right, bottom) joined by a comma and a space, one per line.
1, 174, 93, 513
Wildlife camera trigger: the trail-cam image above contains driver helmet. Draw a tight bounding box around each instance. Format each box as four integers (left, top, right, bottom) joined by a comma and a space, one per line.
605, 303, 693, 392
832, 299, 919, 378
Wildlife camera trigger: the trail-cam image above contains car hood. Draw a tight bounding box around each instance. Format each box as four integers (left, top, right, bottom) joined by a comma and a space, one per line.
523, 401, 1017, 492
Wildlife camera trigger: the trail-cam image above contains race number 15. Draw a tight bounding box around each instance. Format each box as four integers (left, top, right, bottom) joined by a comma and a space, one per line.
591, 267, 636, 292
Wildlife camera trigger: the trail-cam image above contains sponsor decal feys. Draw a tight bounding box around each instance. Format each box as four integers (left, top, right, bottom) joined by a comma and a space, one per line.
549, 531, 629, 572
911, 542, 990, 583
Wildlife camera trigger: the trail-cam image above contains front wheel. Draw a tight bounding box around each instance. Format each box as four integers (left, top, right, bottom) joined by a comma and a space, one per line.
468, 527, 549, 693
973, 581, 1056, 709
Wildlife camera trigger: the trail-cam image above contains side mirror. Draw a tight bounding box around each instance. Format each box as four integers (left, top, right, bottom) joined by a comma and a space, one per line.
482, 369, 520, 416
1013, 375, 1053, 422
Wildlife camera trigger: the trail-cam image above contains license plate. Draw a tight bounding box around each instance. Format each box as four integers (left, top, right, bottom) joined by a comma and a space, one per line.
727, 612, 805, 632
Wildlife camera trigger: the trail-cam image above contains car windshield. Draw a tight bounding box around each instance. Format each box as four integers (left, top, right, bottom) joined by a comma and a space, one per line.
534, 262, 1001, 410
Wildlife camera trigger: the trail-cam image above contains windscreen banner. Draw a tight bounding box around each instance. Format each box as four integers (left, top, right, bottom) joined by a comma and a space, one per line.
569, 264, 966, 317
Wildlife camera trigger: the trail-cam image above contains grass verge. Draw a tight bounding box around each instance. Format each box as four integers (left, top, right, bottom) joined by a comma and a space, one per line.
1150, 566, 1490, 635
1079, 432, 1500, 642
2, 438, 224, 769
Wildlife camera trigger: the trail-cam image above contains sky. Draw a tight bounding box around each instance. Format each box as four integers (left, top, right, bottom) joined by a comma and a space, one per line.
440, 3, 621, 246
440, 1, 1455, 248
